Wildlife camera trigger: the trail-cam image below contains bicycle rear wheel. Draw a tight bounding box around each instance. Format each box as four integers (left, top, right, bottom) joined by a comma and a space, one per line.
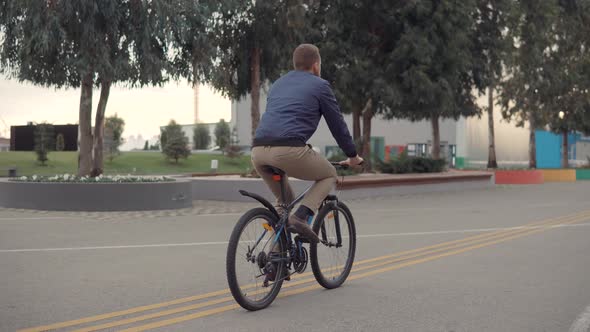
226, 208, 287, 311
310, 201, 356, 289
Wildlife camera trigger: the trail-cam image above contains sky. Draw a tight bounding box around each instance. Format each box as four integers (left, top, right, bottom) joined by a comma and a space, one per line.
0, 78, 232, 139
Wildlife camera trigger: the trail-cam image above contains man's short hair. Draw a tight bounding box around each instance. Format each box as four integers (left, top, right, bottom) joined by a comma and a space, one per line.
292, 44, 321, 71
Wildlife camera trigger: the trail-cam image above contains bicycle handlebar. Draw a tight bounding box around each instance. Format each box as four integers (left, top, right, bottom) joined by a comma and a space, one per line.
330, 162, 349, 170
330, 161, 364, 170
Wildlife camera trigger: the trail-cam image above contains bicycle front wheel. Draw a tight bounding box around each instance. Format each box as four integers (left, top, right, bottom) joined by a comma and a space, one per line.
310, 201, 356, 289
226, 208, 287, 311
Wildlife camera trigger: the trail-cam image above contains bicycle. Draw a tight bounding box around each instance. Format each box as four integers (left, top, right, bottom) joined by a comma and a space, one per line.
226, 162, 357, 311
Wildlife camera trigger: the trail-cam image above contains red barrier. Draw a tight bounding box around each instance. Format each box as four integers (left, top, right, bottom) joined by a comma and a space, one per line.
494, 170, 544, 184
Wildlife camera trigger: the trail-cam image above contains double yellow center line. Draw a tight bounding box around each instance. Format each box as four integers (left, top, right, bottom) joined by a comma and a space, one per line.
19, 210, 590, 332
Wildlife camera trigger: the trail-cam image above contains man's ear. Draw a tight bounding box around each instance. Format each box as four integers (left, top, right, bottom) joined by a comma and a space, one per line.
313, 62, 321, 77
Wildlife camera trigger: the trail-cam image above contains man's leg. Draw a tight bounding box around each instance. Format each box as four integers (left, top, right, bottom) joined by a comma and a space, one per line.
268, 146, 337, 243
273, 146, 338, 211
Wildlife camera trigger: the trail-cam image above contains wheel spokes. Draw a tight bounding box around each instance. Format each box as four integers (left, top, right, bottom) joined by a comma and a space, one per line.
317, 208, 351, 281
234, 217, 280, 302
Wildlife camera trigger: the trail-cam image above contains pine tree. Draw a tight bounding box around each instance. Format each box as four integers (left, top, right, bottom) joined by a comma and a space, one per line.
104, 114, 125, 163
193, 123, 211, 150
34, 123, 55, 166
214, 119, 231, 151
55, 133, 65, 151
162, 120, 190, 163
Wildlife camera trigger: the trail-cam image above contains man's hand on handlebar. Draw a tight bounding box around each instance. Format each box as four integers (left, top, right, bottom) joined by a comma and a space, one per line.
339, 155, 364, 167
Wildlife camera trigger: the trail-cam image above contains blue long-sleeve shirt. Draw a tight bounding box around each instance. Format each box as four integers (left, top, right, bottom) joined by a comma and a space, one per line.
253, 70, 357, 158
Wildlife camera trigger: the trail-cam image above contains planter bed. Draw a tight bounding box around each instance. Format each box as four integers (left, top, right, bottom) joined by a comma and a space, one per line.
541, 169, 576, 182
494, 170, 544, 185
0, 178, 192, 211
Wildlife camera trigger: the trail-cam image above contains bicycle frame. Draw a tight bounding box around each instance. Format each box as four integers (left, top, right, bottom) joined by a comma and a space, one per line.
238, 162, 350, 270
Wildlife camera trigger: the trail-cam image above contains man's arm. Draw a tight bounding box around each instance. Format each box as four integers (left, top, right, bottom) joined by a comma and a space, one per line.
318, 81, 358, 158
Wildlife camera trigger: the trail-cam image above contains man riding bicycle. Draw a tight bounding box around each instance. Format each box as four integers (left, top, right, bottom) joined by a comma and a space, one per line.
252, 44, 364, 244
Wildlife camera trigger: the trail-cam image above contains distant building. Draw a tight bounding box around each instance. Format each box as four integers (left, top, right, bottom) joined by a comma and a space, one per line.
0, 137, 9, 152
10, 124, 78, 151
121, 134, 146, 151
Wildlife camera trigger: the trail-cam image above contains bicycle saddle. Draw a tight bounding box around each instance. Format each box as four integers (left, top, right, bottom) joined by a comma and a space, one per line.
261, 165, 286, 176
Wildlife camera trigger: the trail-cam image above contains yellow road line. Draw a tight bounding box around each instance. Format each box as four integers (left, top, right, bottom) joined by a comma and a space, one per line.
120, 215, 588, 332
17, 211, 589, 332
69, 214, 589, 332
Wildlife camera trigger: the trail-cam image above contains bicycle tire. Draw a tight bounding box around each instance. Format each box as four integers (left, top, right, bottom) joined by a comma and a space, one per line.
226, 208, 287, 311
310, 201, 356, 289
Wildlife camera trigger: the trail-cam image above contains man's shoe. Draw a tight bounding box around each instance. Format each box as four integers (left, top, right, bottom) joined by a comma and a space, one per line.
287, 214, 320, 244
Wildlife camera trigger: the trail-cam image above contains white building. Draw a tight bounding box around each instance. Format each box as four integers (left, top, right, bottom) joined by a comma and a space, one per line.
157, 85, 221, 150
0, 137, 9, 152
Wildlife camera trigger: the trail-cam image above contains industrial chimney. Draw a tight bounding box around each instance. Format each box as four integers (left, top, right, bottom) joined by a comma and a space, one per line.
194, 84, 200, 123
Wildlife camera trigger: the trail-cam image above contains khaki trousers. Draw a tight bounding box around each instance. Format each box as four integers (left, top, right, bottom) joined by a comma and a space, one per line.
251, 146, 337, 211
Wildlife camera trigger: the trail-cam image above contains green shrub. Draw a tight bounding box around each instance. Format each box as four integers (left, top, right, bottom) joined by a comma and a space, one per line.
215, 119, 231, 151
34, 123, 54, 166
161, 120, 190, 163
224, 127, 242, 163
55, 133, 65, 151
193, 123, 211, 149
104, 114, 125, 162
378, 151, 446, 174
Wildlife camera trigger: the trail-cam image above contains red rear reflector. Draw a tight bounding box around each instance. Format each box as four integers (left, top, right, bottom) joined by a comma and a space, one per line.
272, 175, 282, 181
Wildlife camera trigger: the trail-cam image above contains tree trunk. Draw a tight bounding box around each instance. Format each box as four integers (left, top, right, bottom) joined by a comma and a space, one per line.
361, 98, 373, 171
352, 108, 361, 144
528, 113, 537, 169
91, 80, 111, 177
562, 129, 569, 168
431, 115, 441, 160
250, 47, 261, 142
487, 84, 498, 168
78, 73, 94, 177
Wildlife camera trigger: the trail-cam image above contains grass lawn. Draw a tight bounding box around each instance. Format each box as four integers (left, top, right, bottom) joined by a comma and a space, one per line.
0, 151, 251, 176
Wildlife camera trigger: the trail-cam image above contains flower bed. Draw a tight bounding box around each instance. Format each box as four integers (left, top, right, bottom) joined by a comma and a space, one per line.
11, 174, 174, 183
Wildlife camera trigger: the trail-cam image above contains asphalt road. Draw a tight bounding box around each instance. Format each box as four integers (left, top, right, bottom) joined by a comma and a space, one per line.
1, 183, 590, 332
